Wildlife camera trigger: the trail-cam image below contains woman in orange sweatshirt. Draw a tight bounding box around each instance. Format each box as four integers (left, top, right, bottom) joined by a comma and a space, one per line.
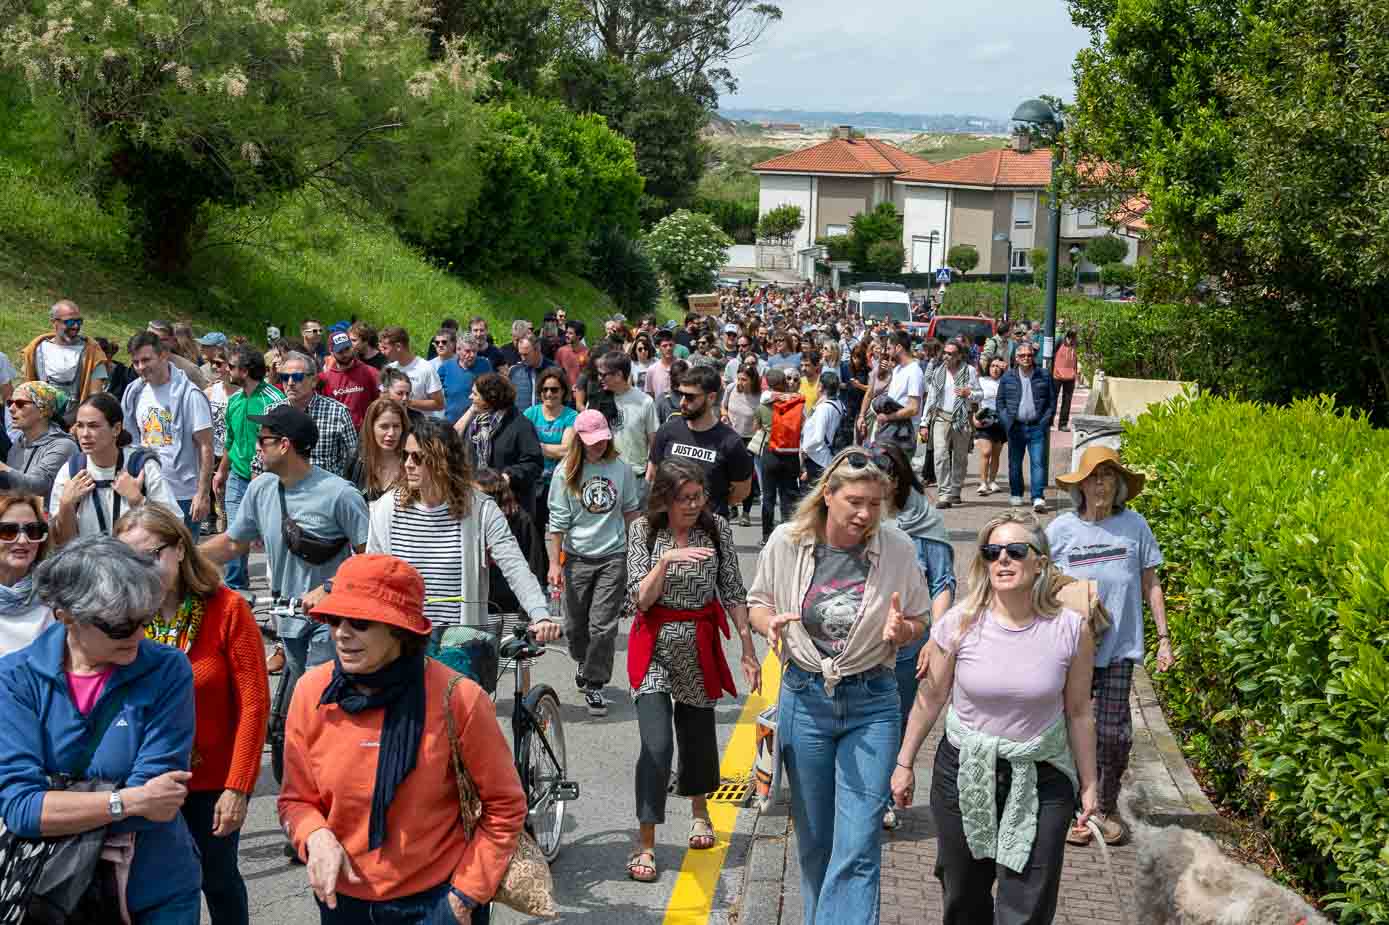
114, 503, 270, 925
279, 554, 526, 924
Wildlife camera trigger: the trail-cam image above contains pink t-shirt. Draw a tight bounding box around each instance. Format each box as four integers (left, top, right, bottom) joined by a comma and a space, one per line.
932, 606, 1083, 743
67, 668, 115, 716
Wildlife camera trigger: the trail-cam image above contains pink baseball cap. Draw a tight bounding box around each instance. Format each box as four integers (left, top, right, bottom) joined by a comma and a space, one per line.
574, 409, 612, 445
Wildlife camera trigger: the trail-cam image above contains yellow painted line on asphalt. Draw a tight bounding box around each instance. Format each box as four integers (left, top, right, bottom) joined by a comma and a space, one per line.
661, 648, 784, 925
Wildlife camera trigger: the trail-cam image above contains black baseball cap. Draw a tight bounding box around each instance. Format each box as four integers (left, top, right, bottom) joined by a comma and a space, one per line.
249, 405, 318, 456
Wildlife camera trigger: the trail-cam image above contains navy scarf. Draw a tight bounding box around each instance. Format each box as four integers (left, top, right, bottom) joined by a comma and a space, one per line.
319, 649, 427, 850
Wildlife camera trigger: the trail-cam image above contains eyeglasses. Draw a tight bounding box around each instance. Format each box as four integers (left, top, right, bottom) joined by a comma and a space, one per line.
5, 399, 33, 411
323, 615, 375, 632
212, 359, 228, 367
979, 542, 1041, 562
403, 449, 426, 465
675, 490, 706, 507
1016, 352, 1035, 360
278, 372, 307, 383
0, 522, 48, 542
540, 386, 564, 395
90, 615, 151, 640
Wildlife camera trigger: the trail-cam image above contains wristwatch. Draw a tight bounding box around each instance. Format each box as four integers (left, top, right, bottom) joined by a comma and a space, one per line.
108, 790, 125, 820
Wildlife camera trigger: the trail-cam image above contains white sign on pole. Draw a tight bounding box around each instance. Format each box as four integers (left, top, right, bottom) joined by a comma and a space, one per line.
935, 268, 952, 284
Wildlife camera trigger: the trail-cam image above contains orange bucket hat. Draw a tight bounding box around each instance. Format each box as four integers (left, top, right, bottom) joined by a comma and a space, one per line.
309, 554, 431, 636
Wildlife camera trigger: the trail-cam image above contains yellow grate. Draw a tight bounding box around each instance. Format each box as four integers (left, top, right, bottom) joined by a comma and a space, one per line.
707, 779, 751, 804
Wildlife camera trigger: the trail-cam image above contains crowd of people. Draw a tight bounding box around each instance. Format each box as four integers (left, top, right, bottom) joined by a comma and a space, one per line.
0, 288, 1166, 925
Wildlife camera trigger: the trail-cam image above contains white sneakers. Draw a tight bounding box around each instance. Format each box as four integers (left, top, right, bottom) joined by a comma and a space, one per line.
1009, 496, 1025, 507
977, 482, 991, 496
1033, 498, 1047, 513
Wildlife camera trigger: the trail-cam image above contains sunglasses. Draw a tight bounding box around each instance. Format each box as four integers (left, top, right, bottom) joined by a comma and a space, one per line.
433, 339, 453, 347
677, 391, 705, 402
257, 434, 285, 447
403, 449, 426, 465
278, 372, 308, 383
91, 615, 151, 640
0, 522, 48, 542
540, 386, 564, 395
303, 328, 323, 336
323, 615, 375, 632
61, 318, 83, 329
979, 542, 1041, 562
5, 399, 34, 411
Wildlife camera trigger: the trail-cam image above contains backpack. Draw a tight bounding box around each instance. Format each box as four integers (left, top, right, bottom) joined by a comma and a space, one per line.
827, 399, 853, 454
67, 447, 154, 487
768, 394, 806, 452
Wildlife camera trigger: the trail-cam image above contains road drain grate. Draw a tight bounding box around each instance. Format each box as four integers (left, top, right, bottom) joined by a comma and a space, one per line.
708, 779, 751, 804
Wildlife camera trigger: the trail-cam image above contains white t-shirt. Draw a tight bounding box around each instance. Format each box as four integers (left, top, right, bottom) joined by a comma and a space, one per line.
134, 381, 212, 500
206, 381, 229, 456
389, 356, 443, 416
888, 361, 926, 427
35, 339, 85, 398
49, 453, 181, 537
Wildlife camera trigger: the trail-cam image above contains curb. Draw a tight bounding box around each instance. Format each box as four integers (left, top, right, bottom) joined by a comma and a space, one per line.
1130, 666, 1236, 834
731, 799, 791, 925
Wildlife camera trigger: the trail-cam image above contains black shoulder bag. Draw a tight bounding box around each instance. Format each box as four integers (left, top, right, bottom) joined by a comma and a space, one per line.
278, 481, 349, 565
0, 686, 130, 925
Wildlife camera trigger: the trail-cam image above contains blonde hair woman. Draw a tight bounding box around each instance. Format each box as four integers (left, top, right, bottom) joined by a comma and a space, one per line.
747, 447, 934, 925
892, 512, 1099, 925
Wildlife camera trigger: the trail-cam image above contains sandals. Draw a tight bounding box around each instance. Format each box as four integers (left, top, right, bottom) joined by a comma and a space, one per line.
1067, 814, 1127, 846
627, 849, 658, 882
688, 817, 716, 850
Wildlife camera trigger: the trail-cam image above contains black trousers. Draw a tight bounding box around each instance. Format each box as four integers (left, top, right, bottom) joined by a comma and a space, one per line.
931, 737, 1076, 925
1055, 378, 1077, 429
760, 450, 802, 540
634, 693, 720, 825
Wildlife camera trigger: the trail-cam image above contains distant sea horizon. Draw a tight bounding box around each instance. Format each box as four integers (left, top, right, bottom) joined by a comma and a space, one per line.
718, 107, 1012, 134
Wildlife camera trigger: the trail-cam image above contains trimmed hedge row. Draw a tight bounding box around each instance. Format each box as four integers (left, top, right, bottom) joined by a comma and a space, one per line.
1122, 395, 1389, 923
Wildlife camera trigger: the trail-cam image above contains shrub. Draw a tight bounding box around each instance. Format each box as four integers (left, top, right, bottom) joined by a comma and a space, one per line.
586, 226, 660, 315
1101, 261, 1138, 293
1123, 395, 1389, 922
756, 203, 804, 244
1085, 233, 1129, 268
817, 235, 852, 263
694, 196, 759, 244
641, 209, 731, 300
947, 243, 979, 275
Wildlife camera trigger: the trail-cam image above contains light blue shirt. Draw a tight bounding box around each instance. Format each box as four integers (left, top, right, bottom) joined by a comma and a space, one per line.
546, 458, 640, 558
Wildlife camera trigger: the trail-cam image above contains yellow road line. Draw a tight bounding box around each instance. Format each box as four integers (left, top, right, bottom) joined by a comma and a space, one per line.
662, 649, 783, 924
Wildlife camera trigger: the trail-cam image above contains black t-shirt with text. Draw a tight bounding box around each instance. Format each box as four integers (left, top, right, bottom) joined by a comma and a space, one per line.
650, 417, 754, 514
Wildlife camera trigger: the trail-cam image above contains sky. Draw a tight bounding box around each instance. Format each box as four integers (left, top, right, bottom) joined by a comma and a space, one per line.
721, 0, 1092, 119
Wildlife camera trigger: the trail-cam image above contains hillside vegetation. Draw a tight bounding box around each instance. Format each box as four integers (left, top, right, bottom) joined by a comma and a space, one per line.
0, 161, 625, 360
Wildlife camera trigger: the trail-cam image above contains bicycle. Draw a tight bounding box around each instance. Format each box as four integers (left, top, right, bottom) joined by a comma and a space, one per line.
264, 597, 303, 786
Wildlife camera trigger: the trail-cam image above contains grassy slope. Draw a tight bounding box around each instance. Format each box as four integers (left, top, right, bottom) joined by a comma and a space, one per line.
904, 133, 1008, 162
0, 163, 628, 360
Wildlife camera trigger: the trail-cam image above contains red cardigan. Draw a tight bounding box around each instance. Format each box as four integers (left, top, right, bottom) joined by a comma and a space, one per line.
187, 585, 271, 794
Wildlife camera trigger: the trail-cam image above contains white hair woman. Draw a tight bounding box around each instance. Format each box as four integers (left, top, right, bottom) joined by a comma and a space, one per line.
892, 512, 1099, 925
1048, 446, 1170, 847
0, 536, 202, 921
747, 447, 934, 925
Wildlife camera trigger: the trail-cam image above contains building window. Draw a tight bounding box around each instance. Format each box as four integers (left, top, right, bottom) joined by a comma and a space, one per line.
1013, 193, 1034, 229
1077, 208, 1098, 229
825, 224, 849, 238
1011, 248, 1030, 271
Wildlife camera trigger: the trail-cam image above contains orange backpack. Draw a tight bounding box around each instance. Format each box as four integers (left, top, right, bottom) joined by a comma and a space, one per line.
768, 394, 806, 452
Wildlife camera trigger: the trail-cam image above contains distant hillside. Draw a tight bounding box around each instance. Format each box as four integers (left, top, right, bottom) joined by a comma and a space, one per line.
903, 133, 1008, 161
719, 108, 1011, 134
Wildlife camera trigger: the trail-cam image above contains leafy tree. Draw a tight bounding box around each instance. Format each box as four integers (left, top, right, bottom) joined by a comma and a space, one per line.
431, 0, 575, 92
1084, 234, 1129, 269
587, 225, 661, 314
1099, 262, 1137, 295
641, 209, 732, 299
0, 0, 487, 273
948, 243, 979, 276
1028, 247, 1050, 274
864, 240, 905, 275
1064, 0, 1389, 413
845, 202, 902, 271
817, 235, 853, 263
694, 196, 759, 244
756, 204, 803, 244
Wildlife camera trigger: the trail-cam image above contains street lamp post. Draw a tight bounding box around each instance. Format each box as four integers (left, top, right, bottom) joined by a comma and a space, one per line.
993, 232, 1012, 321
1012, 98, 1063, 374
927, 230, 939, 274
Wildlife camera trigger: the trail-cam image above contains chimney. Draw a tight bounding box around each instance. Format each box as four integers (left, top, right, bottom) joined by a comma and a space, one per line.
1013, 127, 1032, 153
837, 124, 854, 142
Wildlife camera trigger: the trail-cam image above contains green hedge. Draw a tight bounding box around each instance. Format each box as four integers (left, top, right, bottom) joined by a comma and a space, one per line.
1123, 395, 1389, 923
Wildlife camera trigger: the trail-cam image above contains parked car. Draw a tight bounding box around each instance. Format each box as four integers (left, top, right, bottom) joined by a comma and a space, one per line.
926, 314, 996, 344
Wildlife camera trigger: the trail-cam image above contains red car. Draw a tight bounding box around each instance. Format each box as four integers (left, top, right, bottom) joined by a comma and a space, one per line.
926, 315, 997, 344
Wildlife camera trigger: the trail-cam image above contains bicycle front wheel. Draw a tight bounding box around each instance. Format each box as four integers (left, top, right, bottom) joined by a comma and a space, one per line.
519, 686, 568, 862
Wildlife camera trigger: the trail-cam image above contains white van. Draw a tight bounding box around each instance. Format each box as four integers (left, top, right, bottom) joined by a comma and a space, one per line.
848, 282, 911, 325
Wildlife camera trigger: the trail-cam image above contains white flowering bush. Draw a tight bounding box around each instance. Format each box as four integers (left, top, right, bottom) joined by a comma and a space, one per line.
640, 209, 732, 299
0, 0, 488, 271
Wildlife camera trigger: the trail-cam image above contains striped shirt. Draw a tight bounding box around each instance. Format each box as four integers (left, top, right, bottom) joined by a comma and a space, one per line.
388, 502, 464, 625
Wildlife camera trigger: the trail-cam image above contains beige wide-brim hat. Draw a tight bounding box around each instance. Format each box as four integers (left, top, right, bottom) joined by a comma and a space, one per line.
1056, 446, 1145, 501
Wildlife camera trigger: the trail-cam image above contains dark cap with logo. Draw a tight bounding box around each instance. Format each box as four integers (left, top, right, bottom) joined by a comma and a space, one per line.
248, 405, 318, 455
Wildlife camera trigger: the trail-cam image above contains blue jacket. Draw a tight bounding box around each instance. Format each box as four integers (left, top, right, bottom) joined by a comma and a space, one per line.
508, 356, 556, 412
998, 367, 1056, 433
0, 622, 200, 913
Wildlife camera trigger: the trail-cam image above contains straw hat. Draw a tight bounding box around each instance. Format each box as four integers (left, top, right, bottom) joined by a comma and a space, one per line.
1055, 446, 1145, 502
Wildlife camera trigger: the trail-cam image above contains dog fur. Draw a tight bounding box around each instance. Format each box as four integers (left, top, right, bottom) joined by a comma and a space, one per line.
1119, 789, 1330, 925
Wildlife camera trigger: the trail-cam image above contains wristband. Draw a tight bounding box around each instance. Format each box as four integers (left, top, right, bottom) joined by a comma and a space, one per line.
896, 761, 913, 771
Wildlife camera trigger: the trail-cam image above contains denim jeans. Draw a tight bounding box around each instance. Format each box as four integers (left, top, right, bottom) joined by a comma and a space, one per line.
316, 881, 492, 925
779, 662, 900, 925
1006, 422, 1048, 501
282, 619, 335, 678
176, 497, 201, 543
181, 789, 249, 925
223, 472, 251, 589
132, 889, 202, 925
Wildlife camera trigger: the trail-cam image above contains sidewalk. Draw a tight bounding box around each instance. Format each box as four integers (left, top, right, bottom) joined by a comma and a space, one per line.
733, 405, 1225, 925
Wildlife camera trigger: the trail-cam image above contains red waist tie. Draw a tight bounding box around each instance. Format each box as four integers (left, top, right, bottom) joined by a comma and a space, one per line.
627, 599, 737, 700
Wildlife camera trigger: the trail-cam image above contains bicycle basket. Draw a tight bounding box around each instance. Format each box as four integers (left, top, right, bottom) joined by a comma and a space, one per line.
430, 619, 502, 695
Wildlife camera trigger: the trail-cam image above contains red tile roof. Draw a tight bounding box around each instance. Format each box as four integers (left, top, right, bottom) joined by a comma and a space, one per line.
752, 137, 932, 176
897, 148, 1054, 188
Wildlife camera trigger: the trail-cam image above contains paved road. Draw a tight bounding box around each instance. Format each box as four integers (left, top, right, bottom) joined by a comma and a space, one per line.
231, 531, 767, 925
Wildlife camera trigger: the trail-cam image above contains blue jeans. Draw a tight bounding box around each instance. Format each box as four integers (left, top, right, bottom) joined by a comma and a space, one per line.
1007, 422, 1048, 501
181, 789, 249, 925
223, 472, 251, 589
176, 497, 201, 543
132, 889, 202, 925
779, 662, 900, 925
282, 619, 335, 678
316, 881, 492, 925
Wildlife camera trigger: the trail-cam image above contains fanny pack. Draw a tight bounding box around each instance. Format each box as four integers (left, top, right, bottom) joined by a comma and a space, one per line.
278, 482, 349, 565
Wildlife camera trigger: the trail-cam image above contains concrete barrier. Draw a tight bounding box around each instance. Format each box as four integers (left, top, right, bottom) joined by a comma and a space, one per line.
1090, 373, 1197, 419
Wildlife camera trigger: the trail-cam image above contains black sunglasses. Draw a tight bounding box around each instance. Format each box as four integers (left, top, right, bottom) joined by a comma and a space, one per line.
835, 450, 891, 475
278, 372, 307, 383
540, 386, 564, 394
91, 616, 151, 640
323, 615, 375, 632
403, 449, 426, 465
979, 542, 1041, 562
0, 522, 49, 542
677, 390, 705, 402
